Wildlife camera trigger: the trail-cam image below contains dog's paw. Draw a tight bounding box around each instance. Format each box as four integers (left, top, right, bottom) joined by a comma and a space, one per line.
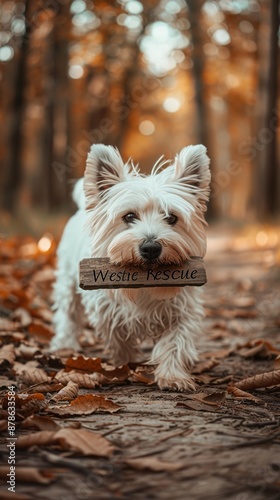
156, 376, 196, 392
49, 336, 80, 352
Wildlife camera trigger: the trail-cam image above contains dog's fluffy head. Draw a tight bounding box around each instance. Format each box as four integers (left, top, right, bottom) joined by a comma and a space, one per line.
84, 144, 210, 271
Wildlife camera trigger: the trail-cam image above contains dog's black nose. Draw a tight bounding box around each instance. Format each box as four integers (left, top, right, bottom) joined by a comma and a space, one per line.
139, 240, 162, 262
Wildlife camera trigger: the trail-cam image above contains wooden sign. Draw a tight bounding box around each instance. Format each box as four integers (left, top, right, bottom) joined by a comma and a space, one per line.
79, 257, 206, 290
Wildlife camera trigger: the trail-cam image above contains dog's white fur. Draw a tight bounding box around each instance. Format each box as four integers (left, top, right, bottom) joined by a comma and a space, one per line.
50, 144, 211, 391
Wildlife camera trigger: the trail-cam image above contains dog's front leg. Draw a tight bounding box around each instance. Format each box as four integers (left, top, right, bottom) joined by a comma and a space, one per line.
102, 324, 143, 367
151, 323, 199, 391
50, 283, 83, 352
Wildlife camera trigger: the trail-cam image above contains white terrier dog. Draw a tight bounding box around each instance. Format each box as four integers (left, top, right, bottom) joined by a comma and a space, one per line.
50, 144, 211, 390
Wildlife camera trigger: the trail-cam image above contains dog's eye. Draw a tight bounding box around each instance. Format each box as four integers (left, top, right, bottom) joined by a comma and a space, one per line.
165, 214, 178, 226
123, 212, 138, 224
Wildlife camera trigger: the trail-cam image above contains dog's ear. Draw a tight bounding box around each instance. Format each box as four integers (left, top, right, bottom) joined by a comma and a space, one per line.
84, 144, 126, 205
173, 145, 211, 199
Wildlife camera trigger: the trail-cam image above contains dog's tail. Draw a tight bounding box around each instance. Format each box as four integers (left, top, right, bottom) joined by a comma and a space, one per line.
72, 178, 85, 209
